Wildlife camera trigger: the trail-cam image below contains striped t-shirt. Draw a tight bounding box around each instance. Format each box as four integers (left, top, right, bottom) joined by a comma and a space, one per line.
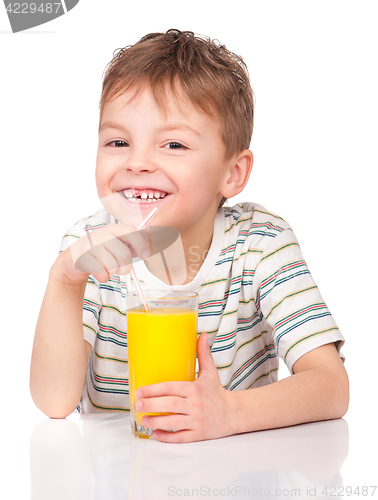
59, 202, 345, 413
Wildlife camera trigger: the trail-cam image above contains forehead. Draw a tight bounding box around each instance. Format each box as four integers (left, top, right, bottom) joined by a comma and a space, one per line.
100, 84, 220, 133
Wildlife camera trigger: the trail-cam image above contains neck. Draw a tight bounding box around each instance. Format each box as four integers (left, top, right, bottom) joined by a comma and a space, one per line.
144, 213, 217, 286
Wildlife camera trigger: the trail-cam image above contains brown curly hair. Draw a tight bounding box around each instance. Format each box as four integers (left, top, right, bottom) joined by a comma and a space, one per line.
99, 29, 254, 206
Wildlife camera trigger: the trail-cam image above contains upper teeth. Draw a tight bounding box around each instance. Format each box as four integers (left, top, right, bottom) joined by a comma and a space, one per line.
122, 188, 168, 202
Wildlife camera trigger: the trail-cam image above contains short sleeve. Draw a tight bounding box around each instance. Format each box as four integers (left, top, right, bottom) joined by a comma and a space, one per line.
252, 228, 345, 374
59, 218, 102, 349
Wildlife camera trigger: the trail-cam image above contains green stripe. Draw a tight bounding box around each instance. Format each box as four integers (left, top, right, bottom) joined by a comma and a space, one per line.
86, 381, 130, 412
95, 351, 128, 364
98, 321, 127, 337
265, 286, 318, 320
83, 322, 97, 335
222, 308, 238, 317
276, 304, 328, 336
200, 277, 229, 287
284, 327, 339, 362
248, 248, 263, 254
62, 233, 81, 240
103, 303, 126, 316
239, 297, 255, 306
253, 209, 285, 222
247, 367, 279, 388
260, 242, 299, 264
216, 331, 267, 370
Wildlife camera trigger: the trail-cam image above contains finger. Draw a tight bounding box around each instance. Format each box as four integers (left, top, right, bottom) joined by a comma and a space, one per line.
70, 225, 150, 278
141, 413, 190, 433
72, 248, 105, 275
85, 243, 116, 278
136, 381, 192, 400
197, 333, 217, 377
92, 270, 111, 283
101, 237, 132, 272
117, 263, 132, 275
136, 395, 189, 415
71, 233, 111, 274
72, 232, 132, 277
153, 429, 196, 444
111, 224, 151, 260
82, 250, 109, 283
99, 244, 119, 273
72, 246, 111, 283
87, 223, 149, 262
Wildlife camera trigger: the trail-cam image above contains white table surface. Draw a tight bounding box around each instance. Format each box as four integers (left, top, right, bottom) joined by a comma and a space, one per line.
2, 401, 377, 500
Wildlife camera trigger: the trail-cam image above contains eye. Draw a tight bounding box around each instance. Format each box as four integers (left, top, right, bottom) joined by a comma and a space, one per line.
164, 142, 187, 150
106, 140, 129, 148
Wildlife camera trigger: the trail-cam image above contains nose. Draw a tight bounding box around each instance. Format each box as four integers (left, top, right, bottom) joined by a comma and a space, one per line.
124, 148, 157, 174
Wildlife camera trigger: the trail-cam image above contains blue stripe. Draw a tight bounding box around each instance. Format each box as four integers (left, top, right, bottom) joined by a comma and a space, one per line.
89, 365, 129, 396
276, 312, 332, 348
229, 352, 278, 390
260, 270, 310, 302
84, 306, 99, 317
211, 318, 264, 352
97, 334, 127, 348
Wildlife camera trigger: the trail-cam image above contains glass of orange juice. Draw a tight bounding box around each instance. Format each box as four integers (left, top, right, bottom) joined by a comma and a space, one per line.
127, 290, 198, 439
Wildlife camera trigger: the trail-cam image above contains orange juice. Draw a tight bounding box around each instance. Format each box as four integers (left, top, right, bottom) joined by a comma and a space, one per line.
127, 307, 197, 436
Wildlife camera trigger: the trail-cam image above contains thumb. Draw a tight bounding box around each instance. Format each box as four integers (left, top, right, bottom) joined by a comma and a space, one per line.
197, 333, 217, 378
92, 270, 111, 283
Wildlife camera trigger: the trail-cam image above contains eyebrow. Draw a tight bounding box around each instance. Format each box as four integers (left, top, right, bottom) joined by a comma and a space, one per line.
99, 120, 202, 137
158, 123, 202, 137
99, 121, 127, 133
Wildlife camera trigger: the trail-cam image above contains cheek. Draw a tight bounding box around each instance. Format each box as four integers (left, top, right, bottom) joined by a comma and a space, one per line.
95, 161, 110, 197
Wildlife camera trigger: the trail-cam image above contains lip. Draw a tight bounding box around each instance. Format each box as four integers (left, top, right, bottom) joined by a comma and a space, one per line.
121, 186, 171, 192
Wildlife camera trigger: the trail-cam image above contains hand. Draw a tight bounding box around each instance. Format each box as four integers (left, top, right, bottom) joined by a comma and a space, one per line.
53, 223, 150, 285
134, 333, 235, 443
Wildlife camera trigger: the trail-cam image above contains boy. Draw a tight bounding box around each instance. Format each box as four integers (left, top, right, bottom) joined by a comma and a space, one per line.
30, 29, 349, 443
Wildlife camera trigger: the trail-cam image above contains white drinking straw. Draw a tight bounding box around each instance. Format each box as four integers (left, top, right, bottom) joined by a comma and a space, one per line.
130, 207, 158, 312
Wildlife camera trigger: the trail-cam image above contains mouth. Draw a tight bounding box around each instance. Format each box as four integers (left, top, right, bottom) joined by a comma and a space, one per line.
120, 188, 171, 204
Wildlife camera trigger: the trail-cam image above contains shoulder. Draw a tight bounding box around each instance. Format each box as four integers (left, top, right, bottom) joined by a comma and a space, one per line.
215, 202, 299, 275
59, 208, 116, 253
223, 202, 290, 228
221, 202, 293, 244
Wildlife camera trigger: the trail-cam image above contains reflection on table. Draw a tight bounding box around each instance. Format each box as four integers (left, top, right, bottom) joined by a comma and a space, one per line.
30, 413, 348, 500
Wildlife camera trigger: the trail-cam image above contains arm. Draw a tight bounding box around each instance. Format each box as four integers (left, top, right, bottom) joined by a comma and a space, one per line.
134, 334, 349, 443
229, 341, 349, 435
30, 263, 92, 418
30, 223, 150, 418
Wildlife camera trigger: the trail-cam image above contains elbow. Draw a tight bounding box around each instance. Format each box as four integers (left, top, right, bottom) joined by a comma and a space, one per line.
331, 366, 350, 419
339, 381, 350, 418
46, 408, 75, 419
30, 388, 79, 419
334, 394, 349, 420
38, 402, 78, 419
33, 401, 77, 419
339, 392, 350, 420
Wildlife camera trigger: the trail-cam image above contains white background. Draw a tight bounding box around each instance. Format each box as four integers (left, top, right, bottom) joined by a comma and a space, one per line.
1, 0, 377, 496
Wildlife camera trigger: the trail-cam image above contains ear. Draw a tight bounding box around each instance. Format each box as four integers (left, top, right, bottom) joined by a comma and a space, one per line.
220, 150, 254, 199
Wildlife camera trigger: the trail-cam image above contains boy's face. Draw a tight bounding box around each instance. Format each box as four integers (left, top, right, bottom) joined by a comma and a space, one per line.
96, 86, 234, 237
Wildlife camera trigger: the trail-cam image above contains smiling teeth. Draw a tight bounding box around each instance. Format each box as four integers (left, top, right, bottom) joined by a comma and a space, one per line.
122, 189, 168, 203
